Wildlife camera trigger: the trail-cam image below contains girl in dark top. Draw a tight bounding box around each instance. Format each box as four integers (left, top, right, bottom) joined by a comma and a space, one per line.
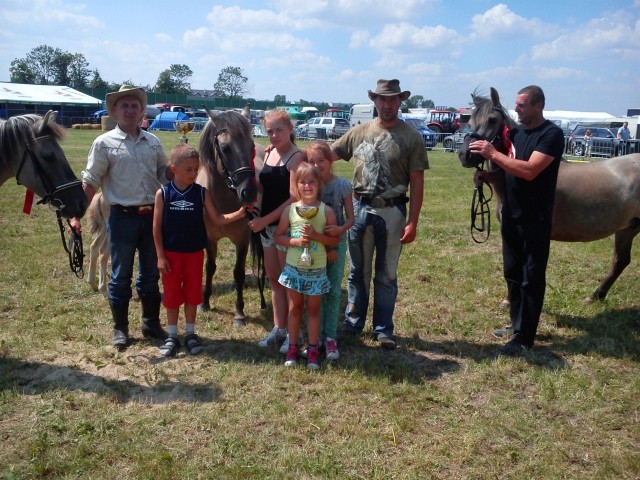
248, 110, 304, 350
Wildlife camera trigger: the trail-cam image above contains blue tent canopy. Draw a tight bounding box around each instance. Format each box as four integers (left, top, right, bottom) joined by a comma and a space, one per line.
149, 111, 189, 131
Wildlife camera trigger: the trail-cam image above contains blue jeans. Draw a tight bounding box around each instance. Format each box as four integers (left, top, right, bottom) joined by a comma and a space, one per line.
107, 209, 160, 306
344, 199, 406, 338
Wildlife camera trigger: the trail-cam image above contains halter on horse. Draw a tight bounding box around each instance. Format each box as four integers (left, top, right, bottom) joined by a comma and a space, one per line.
198, 109, 266, 325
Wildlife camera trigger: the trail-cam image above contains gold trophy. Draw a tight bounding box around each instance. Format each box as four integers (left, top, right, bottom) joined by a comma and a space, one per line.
295, 205, 319, 267
173, 121, 195, 143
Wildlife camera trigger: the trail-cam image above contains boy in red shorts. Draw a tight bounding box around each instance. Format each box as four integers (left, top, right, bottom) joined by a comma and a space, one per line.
152, 144, 250, 356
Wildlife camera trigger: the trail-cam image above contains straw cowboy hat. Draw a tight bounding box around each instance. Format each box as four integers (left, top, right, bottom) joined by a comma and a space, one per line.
106, 85, 147, 117
367, 79, 411, 102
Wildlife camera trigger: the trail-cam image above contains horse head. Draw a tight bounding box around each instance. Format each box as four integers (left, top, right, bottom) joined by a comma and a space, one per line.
0, 111, 88, 219
458, 87, 516, 169
199, 108, 257, 205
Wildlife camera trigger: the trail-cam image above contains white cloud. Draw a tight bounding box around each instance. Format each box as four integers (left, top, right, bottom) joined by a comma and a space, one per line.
470, 4, 548, 40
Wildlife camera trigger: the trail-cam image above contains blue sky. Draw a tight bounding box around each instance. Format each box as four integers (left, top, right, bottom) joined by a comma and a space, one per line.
1, 0, 638, 115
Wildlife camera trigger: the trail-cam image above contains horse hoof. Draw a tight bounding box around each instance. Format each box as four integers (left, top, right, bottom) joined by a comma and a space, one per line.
198, 304, 210, 313
233, 319, 245, 328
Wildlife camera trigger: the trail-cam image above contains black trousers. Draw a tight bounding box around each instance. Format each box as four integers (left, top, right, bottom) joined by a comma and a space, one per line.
501, 216, 552, 347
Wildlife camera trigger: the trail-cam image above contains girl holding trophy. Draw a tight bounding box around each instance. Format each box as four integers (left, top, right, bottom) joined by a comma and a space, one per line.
275, 163, 339, 369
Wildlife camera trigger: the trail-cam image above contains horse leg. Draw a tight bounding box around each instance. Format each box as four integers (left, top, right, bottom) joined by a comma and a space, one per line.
199, 242, 218, 312
232, 242, 249, 327
87, 235, 100, 293
98, 234, 110, 297
587, 227, 639, 302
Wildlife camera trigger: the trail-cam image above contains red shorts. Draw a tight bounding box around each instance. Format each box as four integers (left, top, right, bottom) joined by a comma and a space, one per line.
161, 250, 204, 309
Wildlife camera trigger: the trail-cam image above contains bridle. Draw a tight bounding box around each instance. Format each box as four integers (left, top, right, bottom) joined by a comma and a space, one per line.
212, 128, 256, 192
467, 107, 510, 243
14, 135, 82, 210
15, 134, 84, 277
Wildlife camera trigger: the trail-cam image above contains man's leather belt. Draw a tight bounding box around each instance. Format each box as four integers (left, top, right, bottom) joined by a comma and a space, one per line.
354, 193, 408, 208
111, 204, 154, 215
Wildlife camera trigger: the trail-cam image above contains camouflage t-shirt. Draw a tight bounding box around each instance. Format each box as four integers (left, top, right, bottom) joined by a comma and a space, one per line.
332, 120, 428, 198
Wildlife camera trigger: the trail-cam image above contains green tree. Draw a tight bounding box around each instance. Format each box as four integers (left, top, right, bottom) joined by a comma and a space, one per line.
154, 64, 193, 94
27, 45, 61, 84
406, 95, 435, 109
214, 66, 250, 98
274, 94, 287, 104
10, 46, 91, 87
9, 58, 36, 84
89, 69, 109, 89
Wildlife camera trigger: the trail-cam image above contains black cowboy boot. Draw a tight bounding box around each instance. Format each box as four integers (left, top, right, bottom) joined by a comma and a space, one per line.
139, 292, 168, 340
109, 301, 129, 349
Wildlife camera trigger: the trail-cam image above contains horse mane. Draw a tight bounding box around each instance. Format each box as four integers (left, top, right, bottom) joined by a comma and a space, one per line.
0, 114, 66, 166
199, 110, 251, 169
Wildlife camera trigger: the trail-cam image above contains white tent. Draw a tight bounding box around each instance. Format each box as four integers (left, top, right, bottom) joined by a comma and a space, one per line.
0, 83, 102, 106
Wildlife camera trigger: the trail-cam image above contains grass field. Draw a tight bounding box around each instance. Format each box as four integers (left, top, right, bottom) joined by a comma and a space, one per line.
0, 127, 638, 479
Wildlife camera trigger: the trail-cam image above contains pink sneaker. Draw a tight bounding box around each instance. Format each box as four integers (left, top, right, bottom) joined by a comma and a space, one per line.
306, 346, 320, 370
325, 338, 339, 360
284, 344, 298, 367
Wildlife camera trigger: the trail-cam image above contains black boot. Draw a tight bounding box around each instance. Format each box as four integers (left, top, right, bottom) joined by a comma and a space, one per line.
140, 293, 168, 340
110, 301, 129, 349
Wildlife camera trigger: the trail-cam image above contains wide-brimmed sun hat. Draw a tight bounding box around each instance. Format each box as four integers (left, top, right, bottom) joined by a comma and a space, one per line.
106, 85, 147, 117
367, 79, 411, 102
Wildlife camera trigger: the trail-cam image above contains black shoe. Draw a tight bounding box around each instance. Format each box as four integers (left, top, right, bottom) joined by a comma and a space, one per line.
499, 338, 528, 357
159, 337, 180, 357
184, 334, 203, 355
493, 325, 514, 338
378, 336, 396, 350
112, 328, 129, 349
142, 320, 168, 340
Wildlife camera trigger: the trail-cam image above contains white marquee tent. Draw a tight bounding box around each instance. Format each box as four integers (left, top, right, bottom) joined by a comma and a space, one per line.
0, 83, 102, 106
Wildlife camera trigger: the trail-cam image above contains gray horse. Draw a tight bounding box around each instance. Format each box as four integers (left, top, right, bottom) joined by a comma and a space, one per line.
0, 110, 87, 219
459, 87, 640, 302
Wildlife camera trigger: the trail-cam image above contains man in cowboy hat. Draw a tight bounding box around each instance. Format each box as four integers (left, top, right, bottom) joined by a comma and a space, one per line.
71, 85, 171, 348
331, 79, 428, 350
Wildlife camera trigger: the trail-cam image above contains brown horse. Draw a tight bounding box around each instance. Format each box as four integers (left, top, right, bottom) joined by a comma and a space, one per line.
459, 87, 640, 302
197, 109, 266, 326
0, 110, 87, 219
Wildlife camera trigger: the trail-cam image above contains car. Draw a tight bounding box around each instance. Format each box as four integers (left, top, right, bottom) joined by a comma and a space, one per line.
569, 126, 619, 157
443, 124, 472, 152
307, 117, 350, 140
400, 118, 437, 149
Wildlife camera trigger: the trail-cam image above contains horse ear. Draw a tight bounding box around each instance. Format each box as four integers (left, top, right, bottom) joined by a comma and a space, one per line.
38, 110, 56, 135
202, 105, 217, 122
490, 88, 501, 108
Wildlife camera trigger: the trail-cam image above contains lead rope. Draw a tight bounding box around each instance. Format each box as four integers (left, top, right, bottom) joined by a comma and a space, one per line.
470, 164, 493, 243
56, 210, 84, 278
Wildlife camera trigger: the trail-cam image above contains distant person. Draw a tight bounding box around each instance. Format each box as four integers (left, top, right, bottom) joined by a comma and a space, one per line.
331, 79, 428, 350
305, 140, 354, 360
583, 129, 592, 158
275, 162, 339, 368
152, 144, 250, 357
617, 122, 631, 155
247, 110, 304, 351
470, 85, 565, 356
71, 85, 171, 349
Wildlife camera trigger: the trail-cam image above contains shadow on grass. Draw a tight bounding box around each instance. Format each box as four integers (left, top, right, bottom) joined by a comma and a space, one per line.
0, 356, 221, 404
551, 306, 640, 361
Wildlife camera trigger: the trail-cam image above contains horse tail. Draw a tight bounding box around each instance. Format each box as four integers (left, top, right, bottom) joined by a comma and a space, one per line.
249, 214, 266, 311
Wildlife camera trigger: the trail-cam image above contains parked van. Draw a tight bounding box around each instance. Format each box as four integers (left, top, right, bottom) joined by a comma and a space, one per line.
349, 104, 377, 128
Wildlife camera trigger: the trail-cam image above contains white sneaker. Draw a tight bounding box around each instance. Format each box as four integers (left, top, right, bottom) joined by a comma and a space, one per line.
279, 331, 305, 354
258, 326, 286, 348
